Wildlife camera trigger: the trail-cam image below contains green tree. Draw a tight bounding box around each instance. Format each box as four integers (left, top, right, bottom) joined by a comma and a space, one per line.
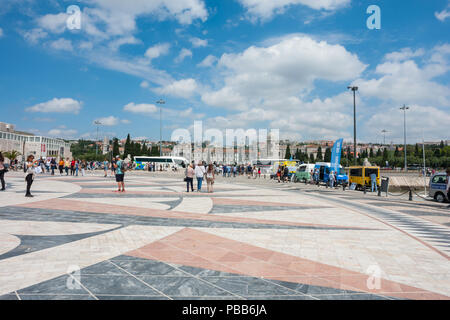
285, 144, 291, 160
112, 138, 120, 157
316, 146, 323, 161
123, 134, 132, 158
369, 148, 374, 158
324, 148, 332, 162
394, 146, 400, 157
376, 148, 382, 157
309, 153, 315, 163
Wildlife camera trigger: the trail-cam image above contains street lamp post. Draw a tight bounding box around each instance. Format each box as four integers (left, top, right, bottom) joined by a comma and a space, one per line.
347, 86, 358, 165
381, 129, 388, 146
156, 99, 165, 157
400, 105, 409, 171
94, 121, 101, 156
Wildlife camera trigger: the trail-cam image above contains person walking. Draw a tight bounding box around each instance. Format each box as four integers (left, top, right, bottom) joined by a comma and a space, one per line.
64, 158, 70, 176
113, 156, 126, 192
206, 164, 215, 193
195, 161, 206, 192
58, 158, 64, 175
0, 152, 6, 191
81, 160, 86, 177
185, 164, 195, 192
50, 158, 56, 175
329, 171, 335, 188
103, 159, 109, 177
24, 155, 37, 197
370, 172, 378, 193
75, 160, 79, 177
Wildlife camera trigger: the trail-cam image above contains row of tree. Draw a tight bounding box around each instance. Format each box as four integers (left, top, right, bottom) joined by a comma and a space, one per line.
284, 141, 450, 169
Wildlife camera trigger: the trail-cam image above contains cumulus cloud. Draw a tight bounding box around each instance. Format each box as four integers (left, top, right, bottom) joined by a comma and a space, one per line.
123, 102, 158, 115
175, 48, 193, 63
48, 128, 78, 138
26, 98, 82, 114
49, 38, 73, 51
190, 37, 208, 48
237, 0, 351, 21
435, 3, 450, 22
145, 43, 171, 60
23, 28, 48, 44
197, 55, 217, 67
109, 36, 142, 51
202, 36, 366, 110
94, 116, 119, 126
353, 45, 450, 107
153, 78, 199, 98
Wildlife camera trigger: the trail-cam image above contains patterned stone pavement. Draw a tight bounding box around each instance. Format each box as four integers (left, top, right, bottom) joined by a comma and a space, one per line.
0, 172, 449, 300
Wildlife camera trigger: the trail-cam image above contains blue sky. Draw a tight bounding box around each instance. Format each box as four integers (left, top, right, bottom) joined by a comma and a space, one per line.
0, 0, 449, 144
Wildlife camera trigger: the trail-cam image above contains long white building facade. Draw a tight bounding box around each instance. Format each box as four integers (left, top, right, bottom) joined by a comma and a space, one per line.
0, 122, 72, 160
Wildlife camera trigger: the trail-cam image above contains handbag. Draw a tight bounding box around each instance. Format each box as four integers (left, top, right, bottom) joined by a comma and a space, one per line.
184, 177, 188, 182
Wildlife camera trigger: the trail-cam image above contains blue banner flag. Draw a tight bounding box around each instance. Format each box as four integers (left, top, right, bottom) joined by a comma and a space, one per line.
331, 139, 344, 173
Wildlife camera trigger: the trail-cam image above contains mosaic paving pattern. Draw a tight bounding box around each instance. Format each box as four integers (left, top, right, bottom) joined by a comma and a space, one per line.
0, 173, 449, 300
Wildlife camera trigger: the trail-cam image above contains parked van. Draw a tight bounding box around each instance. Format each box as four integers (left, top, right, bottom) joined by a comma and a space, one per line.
294, 164, 315, 183
429, 172, 448, 203
349, 166, 380, 190
314, 162, 348, 185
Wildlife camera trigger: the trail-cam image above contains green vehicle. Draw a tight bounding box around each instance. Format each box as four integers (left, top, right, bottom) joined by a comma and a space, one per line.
293, 164, 316, 183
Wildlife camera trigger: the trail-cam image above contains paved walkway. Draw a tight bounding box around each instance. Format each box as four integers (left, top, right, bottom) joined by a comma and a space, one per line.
0, 171, 449, 300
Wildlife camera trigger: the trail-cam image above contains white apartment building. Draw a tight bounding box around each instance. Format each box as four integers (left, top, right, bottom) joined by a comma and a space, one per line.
0, 122, 72, 160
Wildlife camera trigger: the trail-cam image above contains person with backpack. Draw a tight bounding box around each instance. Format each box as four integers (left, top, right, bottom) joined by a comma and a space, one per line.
113, 156, 126, 192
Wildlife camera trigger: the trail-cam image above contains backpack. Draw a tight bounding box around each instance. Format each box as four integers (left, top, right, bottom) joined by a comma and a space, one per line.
120, 161, 127, 172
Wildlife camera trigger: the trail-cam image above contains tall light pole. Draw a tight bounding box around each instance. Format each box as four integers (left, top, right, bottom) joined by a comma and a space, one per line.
156, 99, 165, 157
347, 86, 358, 165
94, 121, 101, 156
381, 129, 388, 146
400, 105, 409, 171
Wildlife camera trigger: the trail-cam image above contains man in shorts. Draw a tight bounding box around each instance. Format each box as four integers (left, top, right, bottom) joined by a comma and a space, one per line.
113, 156, 125, 192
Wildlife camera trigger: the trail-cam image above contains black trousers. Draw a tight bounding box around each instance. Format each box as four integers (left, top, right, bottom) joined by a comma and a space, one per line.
0, 170, 5, 189
186, 177, 194, 192
25, 174, 33, 195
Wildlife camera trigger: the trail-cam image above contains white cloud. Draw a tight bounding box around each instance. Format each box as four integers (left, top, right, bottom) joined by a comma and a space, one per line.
353, 45, 450, 107
123, 102, 158, 115
384, 48, 425, 62
175, 48, 193, 63
202, 36, 366, 110
48, 128, 78, 138
197, 55, 217, 67
153, 78, 199, 98
140, 81, 150, 88
23, 28, 48, 44
94, 116, 119, 126
49, 38, 73, 51
237, 0, 350, 21
145, 43, 171, 60
190, 37, 208, 47
109, 36, 142, 51
37, 12, 68, 34
121, 119, 131, 124
26, 98, 82, 114
366, 105, 450, 143
435, 4, 450, 22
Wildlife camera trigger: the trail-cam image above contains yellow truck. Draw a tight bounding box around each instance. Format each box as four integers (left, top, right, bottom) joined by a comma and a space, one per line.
348, 166, 380, 190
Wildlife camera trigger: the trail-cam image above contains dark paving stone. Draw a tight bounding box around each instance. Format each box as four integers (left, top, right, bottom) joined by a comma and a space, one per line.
0, 227, 121, 261
79, 275, 163, 296
18, 274, 88, 295
266, 279, 354, 295
0, 206, 359, 230
97, 295, 170, 300
0, 294, 19, 300
19, 294, 95, 300
138, 276, 235, 297
177, 265, 241, 277
172, 296, 245, 300
210, 204, 332, 214
312, 294, 390, 300
111, 259, 185, 276
80, 261, 129, 276
199, 277, 298, 297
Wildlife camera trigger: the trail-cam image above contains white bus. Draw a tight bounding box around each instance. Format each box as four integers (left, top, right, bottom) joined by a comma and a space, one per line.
134, 156, 189, 170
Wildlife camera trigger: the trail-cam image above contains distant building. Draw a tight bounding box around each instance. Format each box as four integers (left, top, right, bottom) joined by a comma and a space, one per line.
0, 122, 72, 160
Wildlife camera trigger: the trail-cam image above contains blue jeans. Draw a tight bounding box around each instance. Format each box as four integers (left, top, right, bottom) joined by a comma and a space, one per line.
197, 177, 203, 191
371, 180, 377, 193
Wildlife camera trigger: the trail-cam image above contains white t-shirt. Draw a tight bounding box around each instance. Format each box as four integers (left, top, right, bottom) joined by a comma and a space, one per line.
195, 165, 206, 178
